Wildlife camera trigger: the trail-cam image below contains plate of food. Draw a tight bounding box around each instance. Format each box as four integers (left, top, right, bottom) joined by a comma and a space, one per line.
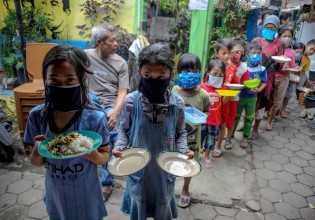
244, 79, 261, 88
286, 67, 300, 73
108, 147, 151, 176
156, 151, 202, 177
271, 56, 291, 63
225, 83, 245, 90
38, 130, 102, 159
215, 89, 241, 97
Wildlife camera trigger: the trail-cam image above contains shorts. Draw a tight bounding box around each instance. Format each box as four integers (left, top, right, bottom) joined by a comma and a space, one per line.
285, 82, 296, 99
273, 77, 290, 109
255, 108, 265, 120
202, 124, 219, 151
226, 101, 238, 129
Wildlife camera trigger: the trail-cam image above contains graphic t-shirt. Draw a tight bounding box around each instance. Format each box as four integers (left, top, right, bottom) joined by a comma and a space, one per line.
85, 49, 129, 108
240, 65, 267, 98
23, 105, 110, 220
200, 82, 222, 126
225, 62, 250, 101
172, 86, 211, 154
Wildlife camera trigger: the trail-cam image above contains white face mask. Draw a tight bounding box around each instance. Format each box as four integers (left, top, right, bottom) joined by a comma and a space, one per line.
281, 37, 292, 47
207, 74, 223, 88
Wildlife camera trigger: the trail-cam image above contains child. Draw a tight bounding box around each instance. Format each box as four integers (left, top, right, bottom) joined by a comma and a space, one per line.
24, 45, 110, 220
297, 39, 315, 118
200, 59, 227, 164
112, 44, 194, 219
211, 38, 231, 157
281, 42, 305, 118
221, 39, 250, 150
233, 43, 267, 148
265, 27, 300, 131
172, 53, 211, 208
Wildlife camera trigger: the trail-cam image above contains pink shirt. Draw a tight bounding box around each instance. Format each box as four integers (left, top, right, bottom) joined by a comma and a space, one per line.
275, 48, 296, 78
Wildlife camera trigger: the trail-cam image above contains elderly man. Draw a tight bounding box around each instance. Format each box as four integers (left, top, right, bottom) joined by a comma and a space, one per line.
85, 23, 129, 201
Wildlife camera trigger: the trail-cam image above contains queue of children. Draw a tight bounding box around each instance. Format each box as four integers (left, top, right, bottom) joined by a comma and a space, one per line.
24, 18, 315, 218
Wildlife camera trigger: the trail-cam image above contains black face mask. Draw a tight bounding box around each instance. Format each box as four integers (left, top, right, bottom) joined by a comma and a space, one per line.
139, 77, 170, 104
46, 84, 83, 112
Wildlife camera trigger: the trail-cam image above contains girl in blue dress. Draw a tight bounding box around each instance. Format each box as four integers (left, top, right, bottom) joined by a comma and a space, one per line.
113, 44, 194, 220
24, 45, 110, 220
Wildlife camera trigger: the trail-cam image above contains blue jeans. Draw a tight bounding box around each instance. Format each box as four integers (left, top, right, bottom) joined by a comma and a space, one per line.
100, 107, 118, 190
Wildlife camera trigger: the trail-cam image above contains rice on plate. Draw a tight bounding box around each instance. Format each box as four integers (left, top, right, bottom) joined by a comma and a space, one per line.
47, 132, 94, 156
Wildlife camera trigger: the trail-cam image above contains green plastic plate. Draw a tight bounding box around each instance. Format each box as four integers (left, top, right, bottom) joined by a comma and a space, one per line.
244, 79, 261, 88
38, 130, 102, 159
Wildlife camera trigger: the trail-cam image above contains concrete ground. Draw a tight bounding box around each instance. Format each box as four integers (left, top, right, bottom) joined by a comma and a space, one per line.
0, 99, 315, 220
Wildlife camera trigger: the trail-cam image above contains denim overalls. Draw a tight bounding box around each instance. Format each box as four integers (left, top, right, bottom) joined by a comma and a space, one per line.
121, 92, 179, 220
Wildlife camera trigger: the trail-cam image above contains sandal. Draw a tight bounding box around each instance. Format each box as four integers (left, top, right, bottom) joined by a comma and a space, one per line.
204, 159, 214, 169
224, 140, 233, 150
265, 124, 272, 131
102, 187, 113, 202
280, 111, 288, 118
250, 131, 258, 140
212, 148, 222, 158
178, 195, 190, 208
240, 138, 249, 148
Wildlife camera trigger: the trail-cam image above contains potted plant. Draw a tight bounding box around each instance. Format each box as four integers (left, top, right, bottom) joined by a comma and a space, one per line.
0, 6, 54, 88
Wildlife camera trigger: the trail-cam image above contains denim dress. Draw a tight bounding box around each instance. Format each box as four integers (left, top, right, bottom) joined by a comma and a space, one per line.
121, 92, 179, 220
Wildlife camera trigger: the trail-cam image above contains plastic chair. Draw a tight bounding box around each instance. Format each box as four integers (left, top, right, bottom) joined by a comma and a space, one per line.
13, 43, 57, 147
26, 43, 58, 82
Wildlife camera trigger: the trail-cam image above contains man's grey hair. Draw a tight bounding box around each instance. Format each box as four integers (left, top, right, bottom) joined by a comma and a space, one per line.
91, 23, 115, 48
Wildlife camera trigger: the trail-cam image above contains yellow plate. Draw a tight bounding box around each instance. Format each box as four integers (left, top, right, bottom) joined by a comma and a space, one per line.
215, 89, 240, 97
244, 79, 261, 88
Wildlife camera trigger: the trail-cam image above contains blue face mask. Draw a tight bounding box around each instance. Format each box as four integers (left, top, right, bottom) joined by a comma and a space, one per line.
177, 72, 201, 89
262, 28, 277, 41
249, 54, 262, 66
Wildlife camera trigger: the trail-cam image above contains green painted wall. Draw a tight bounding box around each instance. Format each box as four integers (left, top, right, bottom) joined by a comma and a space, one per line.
189, 0, 218, 73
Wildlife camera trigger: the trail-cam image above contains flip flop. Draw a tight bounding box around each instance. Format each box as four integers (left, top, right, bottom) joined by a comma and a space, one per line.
280, 111, 288, 118
204, 159, 214, 169
102, 187, 113, 202
178, 195, 190, 208
224, 140, 233, 150
240, 139, 249, 149
250, 131, 258, 140
265, 124, 272, 131
212, 148, 222, 158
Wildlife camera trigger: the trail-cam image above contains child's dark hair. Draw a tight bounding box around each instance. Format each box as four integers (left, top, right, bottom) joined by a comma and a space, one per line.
203, 59, 226, 82
306, 39, 315, 47
177, 53, 201, 73
279, 13, 289, 23
214, 38, 231, 52
247, 43, 262, 52
43, 45, 92, 108
293, 42, 305, 51
277, 27, 293, 37
138, 43, 174, 73
228, 38, 244, 51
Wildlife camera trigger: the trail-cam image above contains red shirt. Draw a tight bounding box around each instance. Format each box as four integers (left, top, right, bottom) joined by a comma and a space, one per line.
225, 63, 239, 83
200, 82, 224, 126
